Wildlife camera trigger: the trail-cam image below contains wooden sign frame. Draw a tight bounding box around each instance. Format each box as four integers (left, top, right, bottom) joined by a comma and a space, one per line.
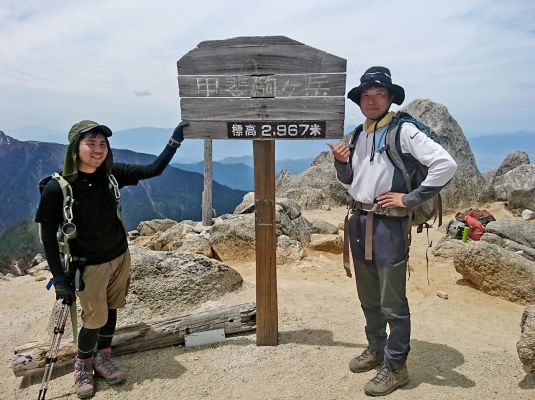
177, 36, 346, 346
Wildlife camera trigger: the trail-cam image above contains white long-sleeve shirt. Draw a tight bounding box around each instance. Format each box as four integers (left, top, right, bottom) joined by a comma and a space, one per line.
335, 122, 457, 208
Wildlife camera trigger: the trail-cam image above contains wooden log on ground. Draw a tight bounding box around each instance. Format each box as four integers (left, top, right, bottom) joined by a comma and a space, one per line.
12, 302, 256, 377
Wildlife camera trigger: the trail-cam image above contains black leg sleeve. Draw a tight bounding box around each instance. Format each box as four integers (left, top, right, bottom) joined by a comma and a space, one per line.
78, 327, 98, 358
97, 309, 117, 350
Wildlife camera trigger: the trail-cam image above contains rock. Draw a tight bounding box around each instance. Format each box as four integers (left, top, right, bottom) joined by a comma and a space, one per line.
310, 219, 339, 235
137, 219, 177, 236
179, 233, 213, 258
276, 235, 305, 264
10, 261, 22, 277
432, 237, 466, 258
275, 204, 312, 244
338, 221, 345, 231
488, 152, 531, 201
483, 151, 531, 201
147, 221, 197, 251
436, 291, 448, 299
495, 165, 535, 209
517, 305, 535, 373
496, 151, 531, 177
309, 234, 344, 254
402, 99, 485, 211
31, 254, 46, 267
128, 229, 140, 241
481, 220, 535, 261
453, 241, 535, 304
27, 261, 50, 276
128, 246, 243, 316
209, 214, 256, 262
522, 210, 535, 221
275, 153, 351, 210
276, 198, 303, 219
321, 205, 331, 211
210, 203, 312, 262
234, 192, 255, 215
35, 276, 47, 282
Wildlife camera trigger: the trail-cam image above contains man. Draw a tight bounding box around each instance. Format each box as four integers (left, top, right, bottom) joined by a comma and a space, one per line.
328, 66, 457, 396
36, 120, 188, 398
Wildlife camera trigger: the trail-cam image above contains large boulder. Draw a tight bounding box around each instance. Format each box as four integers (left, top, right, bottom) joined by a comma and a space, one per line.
209, 213, 256, 261
232, 194, 313, 243
517, 305, 535, 373
209, 199, 313, 262
127, 246, 243, 318
453, 241, 535, 304
481, 220, 535, 261
275, 151, 351, 209
137, 219, 177, 236
494, 165, 535, 210
309, 219, 339, 235
481, 151, 530, 201
146, 220, 199, 251
402, 99, 485, 211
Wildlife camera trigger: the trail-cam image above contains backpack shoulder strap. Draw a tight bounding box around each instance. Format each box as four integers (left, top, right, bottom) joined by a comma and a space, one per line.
394, 111, 432, 137
51, 173, 74, 223
385, 120, 412, 192
348, 124, 363, 165
107, 172, 129, 235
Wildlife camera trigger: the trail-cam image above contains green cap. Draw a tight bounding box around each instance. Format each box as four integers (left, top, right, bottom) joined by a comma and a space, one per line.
68, 120, 112, 144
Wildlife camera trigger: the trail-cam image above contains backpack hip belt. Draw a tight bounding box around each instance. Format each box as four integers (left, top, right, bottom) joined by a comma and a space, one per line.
351, 201, 410, 218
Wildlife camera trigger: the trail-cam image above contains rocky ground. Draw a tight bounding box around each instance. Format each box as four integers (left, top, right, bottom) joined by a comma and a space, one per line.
1, 203, 534, 400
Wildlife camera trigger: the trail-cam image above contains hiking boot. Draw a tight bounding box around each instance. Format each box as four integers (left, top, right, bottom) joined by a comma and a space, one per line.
93, 349, 126, 385
363, 361, 409, 396
349, 346, 384, 373
74, 357, 95, 399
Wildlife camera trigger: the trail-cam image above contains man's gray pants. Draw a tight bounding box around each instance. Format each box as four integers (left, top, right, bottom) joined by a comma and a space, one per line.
347, 212, 411, 368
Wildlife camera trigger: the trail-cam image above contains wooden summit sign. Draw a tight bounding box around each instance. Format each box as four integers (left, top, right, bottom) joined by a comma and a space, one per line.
176, 36, 346, 346
177, 36, 346, 139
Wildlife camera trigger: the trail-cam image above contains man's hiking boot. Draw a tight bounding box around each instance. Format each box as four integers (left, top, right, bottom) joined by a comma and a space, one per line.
349, 346, 384, 373
94, 349, 126, 385
363, 361, 409, 396
74, 357, 95, 399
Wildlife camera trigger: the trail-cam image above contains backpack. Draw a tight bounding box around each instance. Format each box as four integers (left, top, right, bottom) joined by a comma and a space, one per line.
453, 208, 496, 241
348, 111, 443, 232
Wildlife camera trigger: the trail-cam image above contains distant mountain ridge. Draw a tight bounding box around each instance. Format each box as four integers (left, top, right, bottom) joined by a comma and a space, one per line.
174, 156, 314, 191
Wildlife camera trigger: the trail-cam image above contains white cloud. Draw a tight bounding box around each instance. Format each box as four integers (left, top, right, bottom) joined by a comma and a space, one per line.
1, 0, 534, 137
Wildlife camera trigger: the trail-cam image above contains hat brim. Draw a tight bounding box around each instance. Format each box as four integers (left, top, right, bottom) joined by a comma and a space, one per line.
347, 82, 405, 106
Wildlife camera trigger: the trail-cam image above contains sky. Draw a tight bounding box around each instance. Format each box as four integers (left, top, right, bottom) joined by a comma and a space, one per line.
1, 0, 535, 160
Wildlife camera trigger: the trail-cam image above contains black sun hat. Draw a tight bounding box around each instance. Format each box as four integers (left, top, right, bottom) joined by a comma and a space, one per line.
347, 66, 405, 106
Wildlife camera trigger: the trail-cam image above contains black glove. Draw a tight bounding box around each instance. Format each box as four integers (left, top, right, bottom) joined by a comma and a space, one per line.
54, 281, 75, 305
169, 121, 189, 148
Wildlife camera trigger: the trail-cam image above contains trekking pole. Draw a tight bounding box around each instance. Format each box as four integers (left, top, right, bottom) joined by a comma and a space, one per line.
37, 302, 70, 400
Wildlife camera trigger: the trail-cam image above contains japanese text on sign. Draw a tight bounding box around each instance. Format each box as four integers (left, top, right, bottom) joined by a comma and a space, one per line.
227, 121, 326, 139
194, 75, 332, 97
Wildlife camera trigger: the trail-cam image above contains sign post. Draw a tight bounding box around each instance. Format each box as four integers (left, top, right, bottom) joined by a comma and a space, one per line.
202, 139, 212, 226
177, 36, 346, 345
